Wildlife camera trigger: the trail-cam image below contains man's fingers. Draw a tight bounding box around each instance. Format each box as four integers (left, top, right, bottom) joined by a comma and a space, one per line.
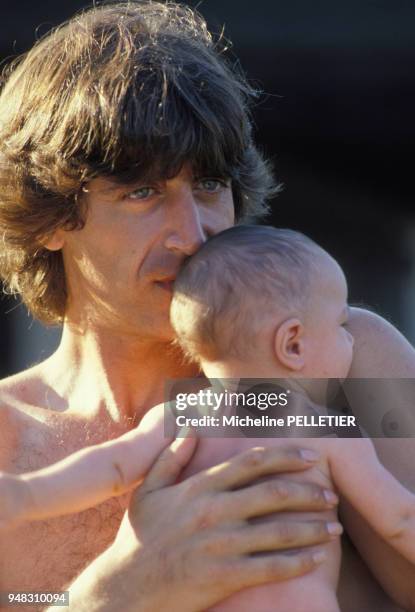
214, 520, 342, 555
235, 548, 327, 588
218, 479, 338, 520
137, 433, 198, 495
189, 446, 320, 493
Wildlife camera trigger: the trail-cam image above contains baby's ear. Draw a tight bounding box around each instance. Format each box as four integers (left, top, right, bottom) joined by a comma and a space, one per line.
273, 318, 305, 371
39, 229, 66, 251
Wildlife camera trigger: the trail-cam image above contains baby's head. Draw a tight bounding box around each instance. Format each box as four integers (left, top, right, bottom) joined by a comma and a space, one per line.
171, 225, 354, 382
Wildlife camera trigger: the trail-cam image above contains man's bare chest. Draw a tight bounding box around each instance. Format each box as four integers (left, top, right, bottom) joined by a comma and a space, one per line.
1, 496, 127, 593
1, 410, 131, 594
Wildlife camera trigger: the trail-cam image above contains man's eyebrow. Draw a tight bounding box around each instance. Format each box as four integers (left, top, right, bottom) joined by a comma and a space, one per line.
104, 178, 159, 191
85, 177, 161, 195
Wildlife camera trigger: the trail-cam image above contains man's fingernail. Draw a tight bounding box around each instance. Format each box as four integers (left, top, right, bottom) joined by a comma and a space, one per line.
326, 522, 343, 536
170, 437, 184, 450
324, 490, 339, 505
300, 449, 319, 462
312, 551, 326, 564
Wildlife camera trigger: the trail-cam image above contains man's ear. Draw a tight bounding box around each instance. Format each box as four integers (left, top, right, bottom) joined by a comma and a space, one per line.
40, 229, 66, 251
273, 317, 305, 371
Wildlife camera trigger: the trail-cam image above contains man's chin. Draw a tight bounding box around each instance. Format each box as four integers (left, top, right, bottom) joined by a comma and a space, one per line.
141, 316, 176, 344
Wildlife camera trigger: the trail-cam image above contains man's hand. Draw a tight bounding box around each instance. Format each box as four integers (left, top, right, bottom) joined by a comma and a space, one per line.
67, 437, 340, 612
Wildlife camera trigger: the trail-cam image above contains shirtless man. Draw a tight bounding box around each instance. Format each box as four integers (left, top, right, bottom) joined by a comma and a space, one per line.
0, 2, 414, 611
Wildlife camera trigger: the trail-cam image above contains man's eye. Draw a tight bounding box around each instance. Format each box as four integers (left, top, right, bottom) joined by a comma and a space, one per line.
196, 178, 228, 193
126, 186, 156, 200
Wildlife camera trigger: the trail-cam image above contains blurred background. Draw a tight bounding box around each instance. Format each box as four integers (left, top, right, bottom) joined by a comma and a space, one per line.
1, 0, 415, 377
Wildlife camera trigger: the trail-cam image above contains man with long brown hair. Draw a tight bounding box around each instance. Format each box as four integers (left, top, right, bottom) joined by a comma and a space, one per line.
0, 2, 414, 610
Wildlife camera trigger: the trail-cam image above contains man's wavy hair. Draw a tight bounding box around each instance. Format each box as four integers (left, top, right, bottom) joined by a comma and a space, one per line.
0, 1, 278, 324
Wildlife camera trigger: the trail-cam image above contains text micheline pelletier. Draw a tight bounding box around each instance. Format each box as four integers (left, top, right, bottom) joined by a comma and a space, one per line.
171, 388, 356, 430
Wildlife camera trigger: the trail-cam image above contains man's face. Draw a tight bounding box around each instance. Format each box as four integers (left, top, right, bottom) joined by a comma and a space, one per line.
55, 164, 235, 339
303, 254, 354, 379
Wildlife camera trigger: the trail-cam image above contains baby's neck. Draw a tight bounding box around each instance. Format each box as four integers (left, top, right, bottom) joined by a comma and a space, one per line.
202, 358, 288, 381
201, 359, 323, 404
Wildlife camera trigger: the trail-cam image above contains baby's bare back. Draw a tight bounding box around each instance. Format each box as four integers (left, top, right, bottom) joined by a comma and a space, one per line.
180, 435, 341, 612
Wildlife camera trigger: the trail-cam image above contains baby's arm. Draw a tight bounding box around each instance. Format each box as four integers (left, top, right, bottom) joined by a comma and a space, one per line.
327, 438, 415, 562
0, 403, 175, 528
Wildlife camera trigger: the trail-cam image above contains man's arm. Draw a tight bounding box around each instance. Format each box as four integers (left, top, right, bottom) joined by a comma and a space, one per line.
0, 404, 173, 528
342, 307, 415, 610
347, 307, 415, 378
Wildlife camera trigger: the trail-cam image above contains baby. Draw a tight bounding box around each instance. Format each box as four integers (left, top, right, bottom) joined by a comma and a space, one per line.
1, 226, 415, 612
170, 225, 415, 612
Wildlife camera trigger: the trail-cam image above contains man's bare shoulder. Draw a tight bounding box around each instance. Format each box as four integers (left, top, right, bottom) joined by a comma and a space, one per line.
0, 379, 25, 471
0, 358, 66, 413
347, 307, 415, 377
0, 363, 66, 470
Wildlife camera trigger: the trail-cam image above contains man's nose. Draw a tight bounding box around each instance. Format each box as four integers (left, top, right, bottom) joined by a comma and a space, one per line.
164, 190, 207, 256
